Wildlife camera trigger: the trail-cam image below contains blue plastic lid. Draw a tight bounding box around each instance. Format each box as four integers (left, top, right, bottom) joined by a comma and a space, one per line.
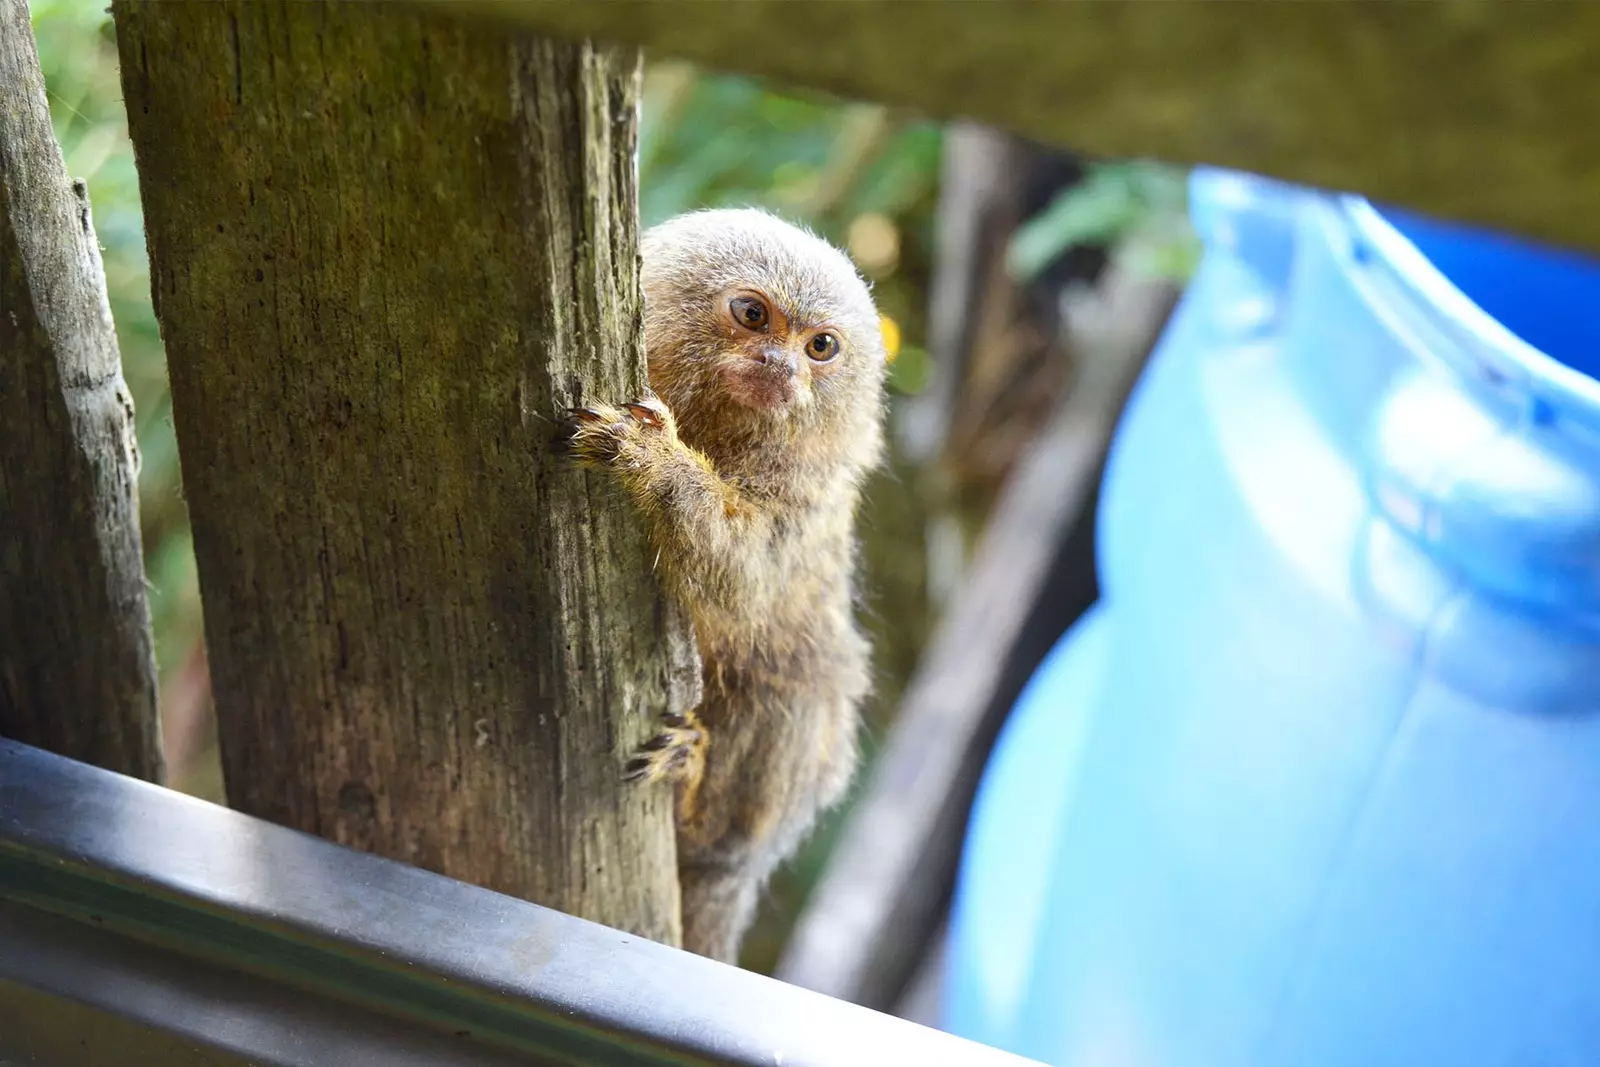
1343, 197, 1600, 426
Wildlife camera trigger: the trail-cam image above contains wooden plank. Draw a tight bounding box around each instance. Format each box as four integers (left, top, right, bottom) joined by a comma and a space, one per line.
776, 260, 1180, 1008
112, 1, 696, 941
411, 0, 1600, 257
0, 0, 162, 781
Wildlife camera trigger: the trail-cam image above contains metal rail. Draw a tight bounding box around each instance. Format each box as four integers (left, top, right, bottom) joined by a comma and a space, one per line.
0, 740, 1040, 1067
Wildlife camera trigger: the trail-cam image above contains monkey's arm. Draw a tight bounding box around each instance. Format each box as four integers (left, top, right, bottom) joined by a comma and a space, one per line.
559, 394, 780, 613
558, 394, 759, 798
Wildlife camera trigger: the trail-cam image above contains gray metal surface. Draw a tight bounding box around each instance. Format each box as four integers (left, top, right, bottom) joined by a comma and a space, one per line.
0, 740, 1040, 1066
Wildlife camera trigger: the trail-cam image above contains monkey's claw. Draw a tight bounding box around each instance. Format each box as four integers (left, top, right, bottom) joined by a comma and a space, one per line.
623, 709, 705, 785
555, 401, 631, 465
553, 393, 676, 467
624, 395, 671, 429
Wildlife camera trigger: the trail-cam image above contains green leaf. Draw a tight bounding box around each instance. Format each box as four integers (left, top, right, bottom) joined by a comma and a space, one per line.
1007, 161, 1199, 284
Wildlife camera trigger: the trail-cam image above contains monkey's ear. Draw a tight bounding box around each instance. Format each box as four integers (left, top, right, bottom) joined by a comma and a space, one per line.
878, 314, 901, 363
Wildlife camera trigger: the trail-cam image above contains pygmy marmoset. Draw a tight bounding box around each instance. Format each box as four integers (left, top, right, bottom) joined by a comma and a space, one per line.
560, 208, 887, 963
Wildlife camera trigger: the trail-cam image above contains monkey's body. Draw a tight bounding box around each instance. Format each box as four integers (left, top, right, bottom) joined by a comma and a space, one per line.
675, 515, 871, 962
563, 209, 886, 963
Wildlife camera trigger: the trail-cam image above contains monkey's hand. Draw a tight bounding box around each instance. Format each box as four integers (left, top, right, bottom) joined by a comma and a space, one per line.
624, 708, 708, 821
558, 392, 676, 471
624, 708, 705, 782
555, 393, 778, 613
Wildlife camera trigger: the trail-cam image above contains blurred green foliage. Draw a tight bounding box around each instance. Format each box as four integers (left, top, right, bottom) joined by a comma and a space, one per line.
640, 72, 940, 229
1009, 160, 1200, 284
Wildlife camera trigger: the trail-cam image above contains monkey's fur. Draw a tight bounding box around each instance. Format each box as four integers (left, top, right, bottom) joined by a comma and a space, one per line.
560, 208, 887, 963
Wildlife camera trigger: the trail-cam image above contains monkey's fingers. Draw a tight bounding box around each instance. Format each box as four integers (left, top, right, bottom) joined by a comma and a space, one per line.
550, 417, 581, 454
554, 402, 640, 466
552, 415, 607, 454
622, 718, 705, 784
623, 750, 682, 783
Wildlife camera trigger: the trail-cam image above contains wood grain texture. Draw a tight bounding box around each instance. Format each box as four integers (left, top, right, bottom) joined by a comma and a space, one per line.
415, 0, 1600, 257
0, 0, 161, 781
113, 1, 696, 943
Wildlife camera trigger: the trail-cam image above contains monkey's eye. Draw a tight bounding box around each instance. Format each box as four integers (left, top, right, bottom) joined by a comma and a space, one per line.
730, 295, 769, 332
806, 333, 840, 363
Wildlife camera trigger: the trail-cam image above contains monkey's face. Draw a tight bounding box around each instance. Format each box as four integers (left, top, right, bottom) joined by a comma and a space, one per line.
641, 208, 888, 469
711, 286, 849, 415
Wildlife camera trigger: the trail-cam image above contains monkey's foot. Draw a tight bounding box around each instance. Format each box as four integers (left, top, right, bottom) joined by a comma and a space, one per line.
624, 709, 705, 785
555, 392, 675, 468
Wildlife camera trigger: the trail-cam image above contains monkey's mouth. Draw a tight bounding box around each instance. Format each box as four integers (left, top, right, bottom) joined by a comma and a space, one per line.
721, 362, 800, 413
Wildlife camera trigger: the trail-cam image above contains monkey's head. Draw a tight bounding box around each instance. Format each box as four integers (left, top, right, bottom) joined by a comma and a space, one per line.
641, 208, 887, 473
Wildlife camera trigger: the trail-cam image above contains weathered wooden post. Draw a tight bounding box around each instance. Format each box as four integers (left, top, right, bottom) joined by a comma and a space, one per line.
111, 1, 696, 942
0, 0, 162, 782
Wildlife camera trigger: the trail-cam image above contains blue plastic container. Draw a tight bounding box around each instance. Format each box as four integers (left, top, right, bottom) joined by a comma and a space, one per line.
943, 168, 1600, 1066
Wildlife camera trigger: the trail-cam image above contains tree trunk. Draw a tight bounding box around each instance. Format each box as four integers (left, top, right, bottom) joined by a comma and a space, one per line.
0, 0, 162, 782
112, 1, 695, 944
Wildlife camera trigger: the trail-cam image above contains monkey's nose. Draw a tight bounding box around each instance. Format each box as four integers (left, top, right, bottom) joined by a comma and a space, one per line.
754, 346, 797, 375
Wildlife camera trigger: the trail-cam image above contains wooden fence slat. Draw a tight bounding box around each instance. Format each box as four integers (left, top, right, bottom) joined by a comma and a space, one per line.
0, 0, 162, 782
